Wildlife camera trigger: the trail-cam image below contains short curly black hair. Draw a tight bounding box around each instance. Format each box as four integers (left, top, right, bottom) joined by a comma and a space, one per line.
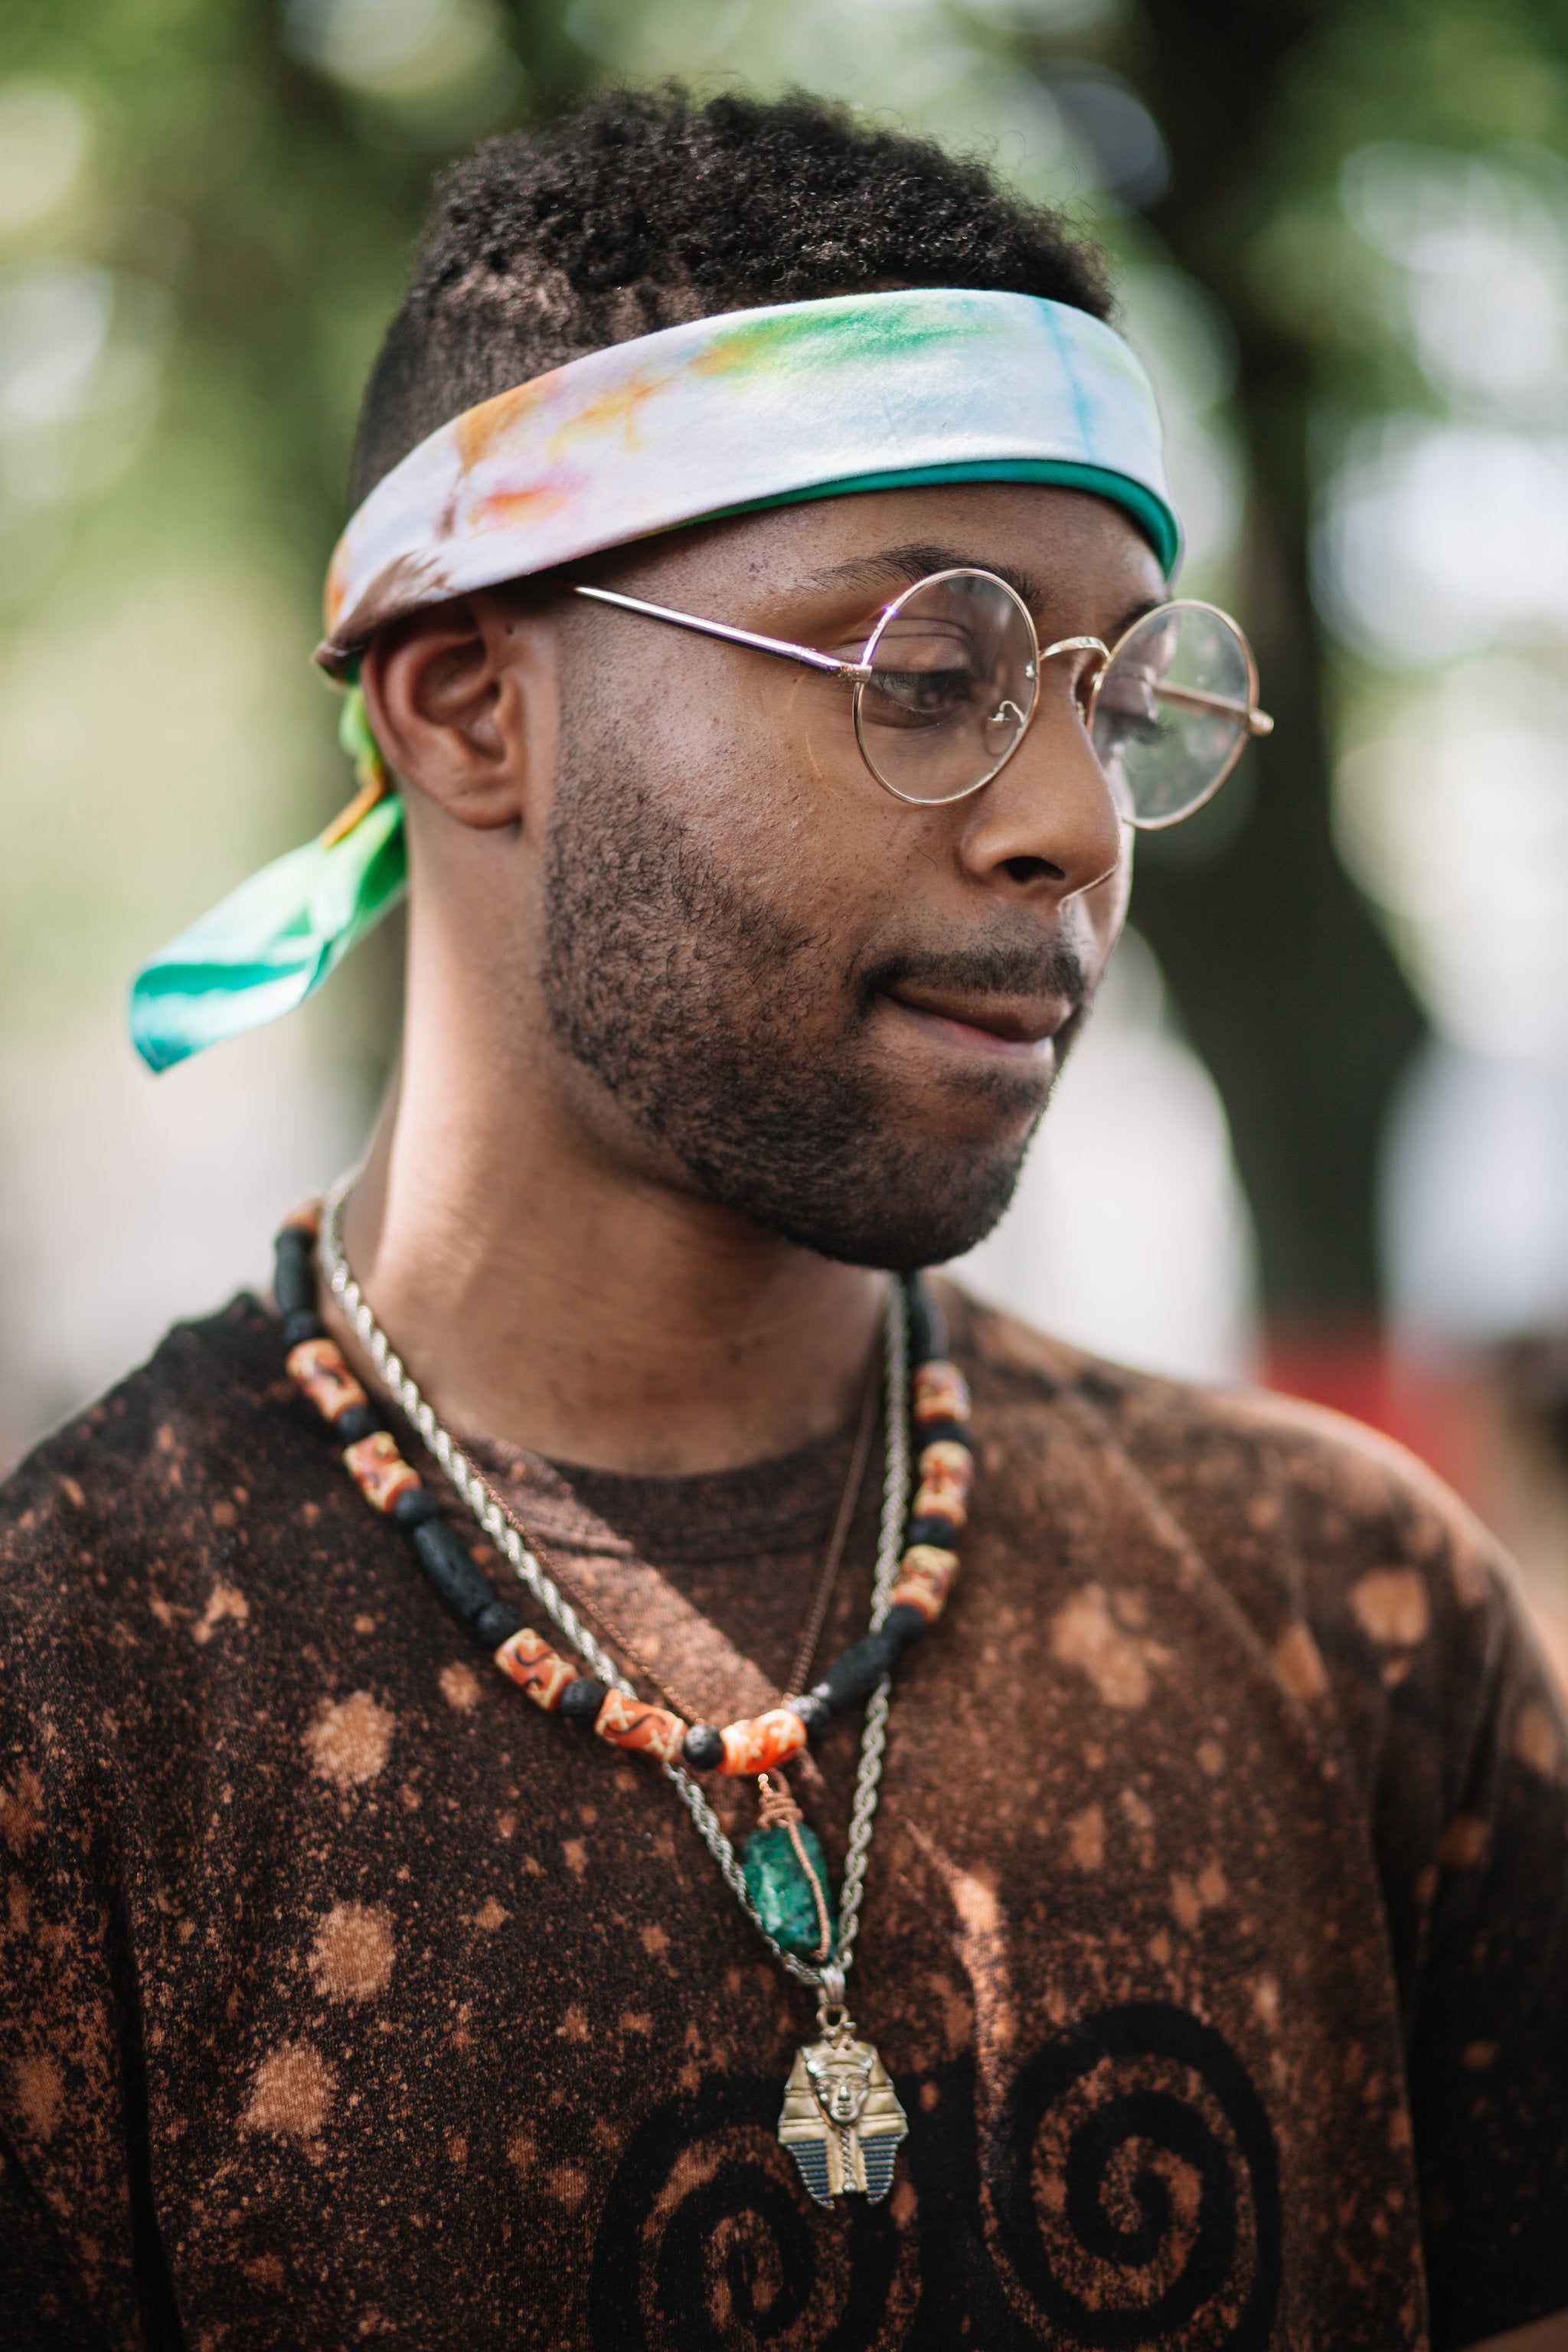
351, 83, 1112, 503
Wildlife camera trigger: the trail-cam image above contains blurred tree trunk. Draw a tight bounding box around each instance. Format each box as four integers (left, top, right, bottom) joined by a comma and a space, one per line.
1128, 0, 1424, 1321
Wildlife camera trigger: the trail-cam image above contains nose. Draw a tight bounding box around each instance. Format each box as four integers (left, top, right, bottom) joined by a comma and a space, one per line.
952, 671, 1126, 903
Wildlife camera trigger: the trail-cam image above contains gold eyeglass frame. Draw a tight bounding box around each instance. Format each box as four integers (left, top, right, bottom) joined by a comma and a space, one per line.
573, 566, 1273, 825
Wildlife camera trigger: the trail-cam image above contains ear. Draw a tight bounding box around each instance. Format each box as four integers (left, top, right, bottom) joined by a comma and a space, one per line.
357, 590, 561, 833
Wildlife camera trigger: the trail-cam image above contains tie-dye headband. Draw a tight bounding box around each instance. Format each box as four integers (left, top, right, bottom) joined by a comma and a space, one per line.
131, 288, 1178, 1072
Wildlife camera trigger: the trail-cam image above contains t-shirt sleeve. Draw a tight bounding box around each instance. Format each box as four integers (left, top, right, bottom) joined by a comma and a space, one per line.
1221, 1392, 1568, 2348
0, 1477, 172, 2349
1403, 1562, 1568, 2350
0, 2122, 118, 2347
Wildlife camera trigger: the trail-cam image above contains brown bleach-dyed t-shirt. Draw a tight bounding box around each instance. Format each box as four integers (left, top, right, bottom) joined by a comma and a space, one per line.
0, 1287, 1566, 2351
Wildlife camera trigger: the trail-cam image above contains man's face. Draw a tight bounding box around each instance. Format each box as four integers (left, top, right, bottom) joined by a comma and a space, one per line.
533, 483, 1162, 1271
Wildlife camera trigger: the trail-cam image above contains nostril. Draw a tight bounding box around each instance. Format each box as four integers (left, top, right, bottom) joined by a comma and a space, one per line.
1003, 855, 1063, 885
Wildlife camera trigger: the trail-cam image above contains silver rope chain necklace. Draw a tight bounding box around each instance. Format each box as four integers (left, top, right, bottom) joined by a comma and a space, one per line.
317, 1174, 915, 2203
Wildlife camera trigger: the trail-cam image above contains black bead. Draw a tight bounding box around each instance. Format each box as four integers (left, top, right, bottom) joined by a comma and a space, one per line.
881, 1602, 929, 1651
816, 1628, 901, 1710
681, 1723, 725, 1771
915, 1418, 968, 1452
410, 1515, 500, 1632
475, 1600, 524, 1648
557, 1676, 607, 1724
790, 1691, 834, 1734
904, 1272, 948, 1367
280, 1309, 325, 1350
335, 1402, 381, 1443
390, 1486, 443, 1527
905, 1511, 959, 1550
272, 1230, 318, 1318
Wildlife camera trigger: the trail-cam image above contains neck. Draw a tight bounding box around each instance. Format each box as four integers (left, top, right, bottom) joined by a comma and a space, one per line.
328, 952, 885, 1478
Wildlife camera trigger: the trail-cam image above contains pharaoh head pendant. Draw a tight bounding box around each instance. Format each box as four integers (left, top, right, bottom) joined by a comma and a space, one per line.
777, 1973, 908, 2207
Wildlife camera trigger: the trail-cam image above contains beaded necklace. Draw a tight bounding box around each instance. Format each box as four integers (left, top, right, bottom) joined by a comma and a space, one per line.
273, 1175, 975, 2207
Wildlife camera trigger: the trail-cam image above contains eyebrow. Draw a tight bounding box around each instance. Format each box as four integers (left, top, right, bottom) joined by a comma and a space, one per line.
806, 546, 1165, 644
805, 544, 1050, 614
1105, 594, 1164, 642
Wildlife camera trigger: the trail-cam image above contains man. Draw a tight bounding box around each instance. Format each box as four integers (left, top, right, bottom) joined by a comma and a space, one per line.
1, 87, 1563, 2352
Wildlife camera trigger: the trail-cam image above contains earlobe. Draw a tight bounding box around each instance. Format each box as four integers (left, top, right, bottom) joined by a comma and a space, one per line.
358, 593, 558, 835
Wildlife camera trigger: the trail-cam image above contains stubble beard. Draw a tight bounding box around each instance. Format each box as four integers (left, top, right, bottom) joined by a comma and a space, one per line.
538, 724, 1085, 1272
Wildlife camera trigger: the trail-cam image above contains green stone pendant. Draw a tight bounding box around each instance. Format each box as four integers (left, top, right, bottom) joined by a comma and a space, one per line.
743, 1821, 838, 1960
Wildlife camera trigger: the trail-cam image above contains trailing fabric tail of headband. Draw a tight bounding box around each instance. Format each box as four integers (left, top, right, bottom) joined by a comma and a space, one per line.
129, 688, 407, 1074
128, 287, 1180, 1074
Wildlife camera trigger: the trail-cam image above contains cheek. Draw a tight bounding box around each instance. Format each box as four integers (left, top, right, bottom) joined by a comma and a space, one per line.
674, 663, 892, 929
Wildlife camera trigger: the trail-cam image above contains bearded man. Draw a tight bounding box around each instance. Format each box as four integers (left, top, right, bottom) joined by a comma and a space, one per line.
2, 87, 1563, 2352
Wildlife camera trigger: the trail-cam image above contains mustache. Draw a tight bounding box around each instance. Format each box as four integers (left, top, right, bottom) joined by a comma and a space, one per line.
856, 930, 1096, 1015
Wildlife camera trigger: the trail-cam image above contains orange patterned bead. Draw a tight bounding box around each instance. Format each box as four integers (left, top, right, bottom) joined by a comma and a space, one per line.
718, 1707, 808, 1777
342, 1431, 420, 1513
913, 1476, 967, 1532
913, 1359, 970, 1427
888, 1544, 959, 1625
279, 1199, 321, 1241
914, 1439, 972, 1527
495, 1626, 578, 1710
286, 1337, 368, 1424
593, 1689, 688, 1765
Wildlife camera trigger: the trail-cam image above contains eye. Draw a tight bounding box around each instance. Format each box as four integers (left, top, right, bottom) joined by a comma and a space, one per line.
1091, 661, 1165, 754
863, 621, 988, 729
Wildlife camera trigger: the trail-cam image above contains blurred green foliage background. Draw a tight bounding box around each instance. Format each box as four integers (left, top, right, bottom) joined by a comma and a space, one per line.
5, 0, 1568, 1538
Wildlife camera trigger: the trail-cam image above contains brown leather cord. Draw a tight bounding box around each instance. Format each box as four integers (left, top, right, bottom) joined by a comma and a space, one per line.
471, 1341, 881, 1733
783, 1348, 882, 1703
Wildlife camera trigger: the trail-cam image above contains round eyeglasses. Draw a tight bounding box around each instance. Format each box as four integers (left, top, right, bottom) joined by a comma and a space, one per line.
573, 565, 1272, 826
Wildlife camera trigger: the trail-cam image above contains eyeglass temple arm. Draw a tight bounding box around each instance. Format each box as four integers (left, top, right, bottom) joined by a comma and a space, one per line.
1047, 635, 1275, 742
1152, 679, 1275, 737
573, 583, 867, 680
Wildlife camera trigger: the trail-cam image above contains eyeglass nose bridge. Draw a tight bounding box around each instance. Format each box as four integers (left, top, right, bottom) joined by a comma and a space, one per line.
975, 631, 1115, 815
1035, 632, 1112, 727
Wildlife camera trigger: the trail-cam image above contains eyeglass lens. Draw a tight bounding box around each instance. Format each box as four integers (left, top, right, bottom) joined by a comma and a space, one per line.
1092, 603, 1254, 829
854, 572, 1038, 805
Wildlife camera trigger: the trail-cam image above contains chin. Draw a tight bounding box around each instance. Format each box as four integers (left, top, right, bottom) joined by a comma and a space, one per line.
738, 1137, 1031, 1274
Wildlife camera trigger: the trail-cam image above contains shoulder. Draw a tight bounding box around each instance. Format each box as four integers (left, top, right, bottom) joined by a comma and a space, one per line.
0, 1295, 327, 1946
944, 1283, 1564, 1828
946, 1279, 1505, 1611
0, 1295, 305, 1704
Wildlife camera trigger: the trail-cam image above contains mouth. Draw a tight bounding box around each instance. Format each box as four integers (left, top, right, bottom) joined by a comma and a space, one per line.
880, 984, 1077, 1063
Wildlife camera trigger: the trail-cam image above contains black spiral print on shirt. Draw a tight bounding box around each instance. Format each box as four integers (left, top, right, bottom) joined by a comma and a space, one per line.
991, 2001, 1282, 2349
589, 2073, 902, 2351
590, 2013, 1280, 2350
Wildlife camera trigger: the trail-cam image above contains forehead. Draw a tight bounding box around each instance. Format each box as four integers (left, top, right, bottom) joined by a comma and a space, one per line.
603, 479, 1167, 629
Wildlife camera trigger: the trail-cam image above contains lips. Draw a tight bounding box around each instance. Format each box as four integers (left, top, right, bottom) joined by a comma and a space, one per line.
880, 985, 1076, 1060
